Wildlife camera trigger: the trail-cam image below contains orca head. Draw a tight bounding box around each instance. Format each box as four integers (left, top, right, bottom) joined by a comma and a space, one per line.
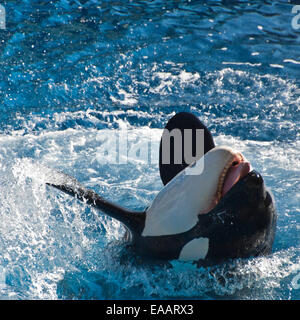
206, 170, 277, 260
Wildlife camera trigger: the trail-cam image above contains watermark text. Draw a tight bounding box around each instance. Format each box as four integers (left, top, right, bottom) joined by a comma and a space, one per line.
0, 4, 5, 30
291, 266, 300, 290
93, 128, 205, 175
292, 5, 300, 30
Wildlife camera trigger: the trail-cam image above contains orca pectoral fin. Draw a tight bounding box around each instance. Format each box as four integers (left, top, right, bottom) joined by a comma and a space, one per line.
46, 170, 145, 235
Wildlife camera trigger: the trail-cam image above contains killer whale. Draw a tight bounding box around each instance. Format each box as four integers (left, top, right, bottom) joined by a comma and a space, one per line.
46, 113, 277, 264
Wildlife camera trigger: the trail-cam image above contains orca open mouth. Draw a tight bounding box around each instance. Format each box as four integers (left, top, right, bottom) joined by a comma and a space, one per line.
208, 153, 251, 212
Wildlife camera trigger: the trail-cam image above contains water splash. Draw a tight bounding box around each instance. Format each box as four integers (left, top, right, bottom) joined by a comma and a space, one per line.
0, 0, 299, 300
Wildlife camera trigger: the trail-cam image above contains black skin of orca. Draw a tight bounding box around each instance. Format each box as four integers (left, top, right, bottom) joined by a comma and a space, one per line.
46, 112, 277, 265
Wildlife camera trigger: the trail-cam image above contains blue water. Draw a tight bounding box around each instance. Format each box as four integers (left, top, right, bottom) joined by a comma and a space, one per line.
0, 0, 299, 300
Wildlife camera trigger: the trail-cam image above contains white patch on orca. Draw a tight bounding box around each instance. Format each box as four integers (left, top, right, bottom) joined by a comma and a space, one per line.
179, 237, 209, 261
142, 146, 237, 237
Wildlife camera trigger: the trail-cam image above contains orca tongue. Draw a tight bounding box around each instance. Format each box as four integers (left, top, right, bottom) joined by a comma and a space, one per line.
222, 161, 251, 197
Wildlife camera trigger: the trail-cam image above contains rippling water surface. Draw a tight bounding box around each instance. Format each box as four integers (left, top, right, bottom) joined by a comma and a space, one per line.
0, 0, 299, 299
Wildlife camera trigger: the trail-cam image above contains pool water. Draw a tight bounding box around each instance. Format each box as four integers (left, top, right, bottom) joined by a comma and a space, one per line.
0, 0, 299, 300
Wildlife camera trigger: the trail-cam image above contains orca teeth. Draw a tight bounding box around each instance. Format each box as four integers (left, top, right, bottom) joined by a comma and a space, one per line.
210, 153, 248, 211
